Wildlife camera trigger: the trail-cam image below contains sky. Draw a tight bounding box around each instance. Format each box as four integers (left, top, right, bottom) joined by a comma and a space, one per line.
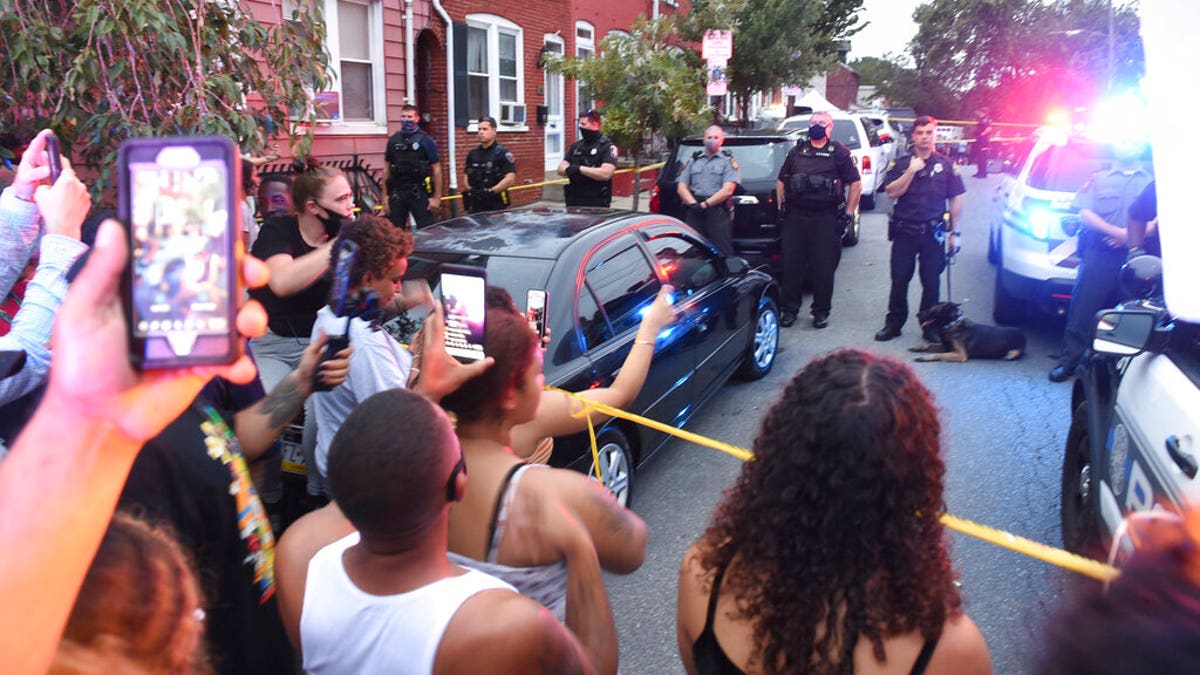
846, 0, 923, 63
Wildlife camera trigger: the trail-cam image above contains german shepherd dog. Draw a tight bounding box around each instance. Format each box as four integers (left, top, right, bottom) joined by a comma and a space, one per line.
908, 302, 1026, 362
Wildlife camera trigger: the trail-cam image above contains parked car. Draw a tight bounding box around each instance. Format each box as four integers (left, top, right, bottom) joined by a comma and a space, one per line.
1060, 258, 1200, 558
402, 208, 781, 505
855, 110, 907, 163
778, 112, 887, 211
987, 127, 1153, 324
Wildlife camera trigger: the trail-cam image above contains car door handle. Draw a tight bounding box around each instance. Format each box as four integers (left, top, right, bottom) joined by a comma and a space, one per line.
1166, 435, 1198, 479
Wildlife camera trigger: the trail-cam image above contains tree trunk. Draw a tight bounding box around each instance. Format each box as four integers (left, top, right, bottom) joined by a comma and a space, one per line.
631, 152, 642, 212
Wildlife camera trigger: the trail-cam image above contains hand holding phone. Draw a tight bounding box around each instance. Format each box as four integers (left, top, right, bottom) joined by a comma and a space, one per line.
119, 136, 241, 369
439, 264, 487, 363
45, 132, 62, 184
311, 334, 351, 392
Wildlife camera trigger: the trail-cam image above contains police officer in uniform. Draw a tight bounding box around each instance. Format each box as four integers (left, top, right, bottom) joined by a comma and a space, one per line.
1048, 142, 1153, 382
677, 125, 741, 256
557, 109, 617, 207
775, 111, 862, 329
874, 115, 965, 342
972, 107, 995, 178
383, 104, 443, 229
463, 116, 517, 214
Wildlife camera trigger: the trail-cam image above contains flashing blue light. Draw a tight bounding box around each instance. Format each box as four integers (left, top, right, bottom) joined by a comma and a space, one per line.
657, 326, 678, 341
1029, 208, 1053, 240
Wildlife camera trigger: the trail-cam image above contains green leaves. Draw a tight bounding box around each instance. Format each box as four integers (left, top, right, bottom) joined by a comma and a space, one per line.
0, 0, 331, 200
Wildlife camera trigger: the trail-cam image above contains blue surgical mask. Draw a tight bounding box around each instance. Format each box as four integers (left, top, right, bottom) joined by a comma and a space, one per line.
401, 119, 419, 134
704, 139, 720, 153
809, 123, 827, 140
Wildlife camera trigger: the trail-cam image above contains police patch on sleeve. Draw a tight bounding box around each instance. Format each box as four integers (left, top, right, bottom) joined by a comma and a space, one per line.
505, 151, 515, 163
609, 145, 618, 159
887, 159, 896, 172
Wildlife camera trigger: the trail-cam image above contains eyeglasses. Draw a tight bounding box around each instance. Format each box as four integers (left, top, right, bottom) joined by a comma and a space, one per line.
445, 446, 466, 503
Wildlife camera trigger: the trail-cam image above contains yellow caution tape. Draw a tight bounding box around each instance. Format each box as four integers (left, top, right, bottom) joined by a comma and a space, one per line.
547, 385, 1120, 582
890, 117, 1042, 128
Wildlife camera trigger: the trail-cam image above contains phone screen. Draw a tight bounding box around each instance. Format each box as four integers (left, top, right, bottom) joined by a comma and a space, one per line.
526, 289, 547, 339
123, 139, 238, 367
440, 267, 487, 362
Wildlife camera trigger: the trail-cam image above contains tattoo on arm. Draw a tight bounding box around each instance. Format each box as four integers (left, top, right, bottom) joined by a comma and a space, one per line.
255, 379, 305, 430
593, 488, 632, 538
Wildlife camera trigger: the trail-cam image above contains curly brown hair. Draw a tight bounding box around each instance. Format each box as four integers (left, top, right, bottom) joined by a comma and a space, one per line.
329, 214, 413, 300
697, 349, 961, 674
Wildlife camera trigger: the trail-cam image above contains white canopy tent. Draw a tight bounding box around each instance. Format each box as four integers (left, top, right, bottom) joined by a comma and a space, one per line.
791, 89, 841, 114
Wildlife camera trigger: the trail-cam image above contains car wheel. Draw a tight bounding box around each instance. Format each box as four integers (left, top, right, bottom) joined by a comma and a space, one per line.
992, 263, 1024, 325
861, 192, 876, 211
589, 427, 634, 507
841, 207, 860, 247
737, 296, 779, 380
1061, 402, 1101, 554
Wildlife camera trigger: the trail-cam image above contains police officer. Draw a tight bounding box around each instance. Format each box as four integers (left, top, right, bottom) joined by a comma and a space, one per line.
383, 104, 443, 229
557, 109, 617, 207
463, 116, 517, 214
677, 125, 740, 257
972, 107, 995, 179
775, 111, 862, 329
1048, 142, 1153, 383
874, 115, 965, 342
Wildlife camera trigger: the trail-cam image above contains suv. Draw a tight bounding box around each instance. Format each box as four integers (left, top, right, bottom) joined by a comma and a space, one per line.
855, 111, 907, 164
987, 129, 1153, 324
1060, 260, 1200, 557
778, 112, 887, 210
649, 131, 863, 277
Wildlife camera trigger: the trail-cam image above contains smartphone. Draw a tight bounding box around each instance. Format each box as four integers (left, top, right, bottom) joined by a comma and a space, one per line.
526, 289, 548, 340
45, 132, 62, 183
312, 240, 361, 392
119, 136, 241, 369
439, 264, 487, 363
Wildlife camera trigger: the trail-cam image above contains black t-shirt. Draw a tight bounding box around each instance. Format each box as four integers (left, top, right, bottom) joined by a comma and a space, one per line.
884, 153, 966, 222
249, 215, 330, 337
1128, 180, 1160, 256
120, 398, 293, 675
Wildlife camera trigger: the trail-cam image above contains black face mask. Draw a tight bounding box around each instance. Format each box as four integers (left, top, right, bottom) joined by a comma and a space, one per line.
809, 123, 828, 140
579, 127, 600, 143
314, 202, 347, 238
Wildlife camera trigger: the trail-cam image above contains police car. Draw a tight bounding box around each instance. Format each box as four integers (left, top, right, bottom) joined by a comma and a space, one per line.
986, 127, 1153, 324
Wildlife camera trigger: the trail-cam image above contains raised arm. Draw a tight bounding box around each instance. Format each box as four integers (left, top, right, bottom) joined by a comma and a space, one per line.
264, 239, 334, 297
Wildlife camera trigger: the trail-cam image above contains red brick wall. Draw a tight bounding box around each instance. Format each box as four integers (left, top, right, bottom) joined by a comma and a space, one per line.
825, 63, 860, 111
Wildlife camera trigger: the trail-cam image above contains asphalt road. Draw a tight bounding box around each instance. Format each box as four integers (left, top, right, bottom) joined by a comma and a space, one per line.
607, 173, 1082, 674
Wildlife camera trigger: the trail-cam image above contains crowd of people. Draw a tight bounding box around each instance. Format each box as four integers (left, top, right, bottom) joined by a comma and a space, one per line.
0, 122, 1192, 675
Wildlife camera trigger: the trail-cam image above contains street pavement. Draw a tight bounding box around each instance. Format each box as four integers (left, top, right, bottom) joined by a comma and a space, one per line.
599, 174, 1079, 674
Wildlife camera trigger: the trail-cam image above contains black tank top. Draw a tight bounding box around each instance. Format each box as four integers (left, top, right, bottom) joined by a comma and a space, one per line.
691, 564, 941, 675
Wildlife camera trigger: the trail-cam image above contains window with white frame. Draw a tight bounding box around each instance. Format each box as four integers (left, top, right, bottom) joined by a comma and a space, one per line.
575, 21, 595, 118
286, 0, 386, 131
466, 14, 525, 127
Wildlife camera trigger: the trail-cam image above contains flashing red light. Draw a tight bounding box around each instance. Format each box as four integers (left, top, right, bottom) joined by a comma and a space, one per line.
649, 184, 661, 213
1046, 109, 1070, 126
862, 155, 872, 173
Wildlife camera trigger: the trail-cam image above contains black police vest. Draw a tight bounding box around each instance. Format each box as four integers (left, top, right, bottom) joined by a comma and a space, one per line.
567, 137, 612, 199
388, 134, 430, 186
894, 155, 956, 222
785, 142, 843, 204
465, 144, 507, 190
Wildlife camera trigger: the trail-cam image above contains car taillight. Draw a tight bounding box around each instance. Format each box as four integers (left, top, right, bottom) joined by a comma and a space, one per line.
649, 184, 660, 213
862, 155, 872, 173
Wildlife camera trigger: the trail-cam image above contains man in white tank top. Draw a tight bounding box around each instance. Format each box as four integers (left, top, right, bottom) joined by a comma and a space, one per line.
289, 389, 607, 674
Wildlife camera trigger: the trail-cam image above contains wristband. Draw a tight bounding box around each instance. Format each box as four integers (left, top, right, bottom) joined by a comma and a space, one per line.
634, 339, 655, 346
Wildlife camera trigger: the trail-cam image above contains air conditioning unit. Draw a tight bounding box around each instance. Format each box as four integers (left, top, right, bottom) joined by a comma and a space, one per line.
500, 103, 526, 125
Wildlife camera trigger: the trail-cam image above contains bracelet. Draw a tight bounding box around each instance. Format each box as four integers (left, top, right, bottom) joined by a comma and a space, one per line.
634, 339, 655, 347
13, 192, 35, 203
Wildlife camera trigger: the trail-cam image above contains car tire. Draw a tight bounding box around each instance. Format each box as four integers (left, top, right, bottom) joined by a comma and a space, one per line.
992, 264, 1025, 325
590, 426, 635, 507
1061, 402, 1101, 555
737, 295, 780, 380
861, 192, 876, 211
841, 207, 860, 247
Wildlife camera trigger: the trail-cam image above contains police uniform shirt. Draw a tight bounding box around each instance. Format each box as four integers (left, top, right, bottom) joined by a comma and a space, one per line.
679, 150, 741, 199
465, 142, 516, 190
884, 153, 966, 222
974, 115, 993, 145
776, 140, 859, 207
1071, 165, 1153, 250
385, 129, 440, 186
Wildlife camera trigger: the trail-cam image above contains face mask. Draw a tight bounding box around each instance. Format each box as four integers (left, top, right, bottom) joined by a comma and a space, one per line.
315, 203, 347, 238
580, 127, 600, 143
401, 119, 419, 134
704, 139, 720, 153
809, 123, 828, 140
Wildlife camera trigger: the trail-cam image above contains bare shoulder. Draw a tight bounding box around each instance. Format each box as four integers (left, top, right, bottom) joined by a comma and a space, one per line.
437, 589, 591, 675
927, 613, 992, 675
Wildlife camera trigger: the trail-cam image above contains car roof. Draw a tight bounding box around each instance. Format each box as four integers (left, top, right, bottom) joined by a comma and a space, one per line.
412, 208, 647, 260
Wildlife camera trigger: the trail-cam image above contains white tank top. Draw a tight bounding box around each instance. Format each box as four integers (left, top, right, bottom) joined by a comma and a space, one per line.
300, 532, 514, 674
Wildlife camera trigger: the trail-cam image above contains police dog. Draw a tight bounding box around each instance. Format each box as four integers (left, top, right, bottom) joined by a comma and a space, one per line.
908, 302, 1026, 362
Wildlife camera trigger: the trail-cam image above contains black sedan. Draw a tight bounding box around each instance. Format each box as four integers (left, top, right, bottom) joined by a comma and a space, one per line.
402, 207, 780, 505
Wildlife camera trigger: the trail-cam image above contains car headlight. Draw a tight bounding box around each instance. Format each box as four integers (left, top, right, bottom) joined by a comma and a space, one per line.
1029, 208, 1054, 240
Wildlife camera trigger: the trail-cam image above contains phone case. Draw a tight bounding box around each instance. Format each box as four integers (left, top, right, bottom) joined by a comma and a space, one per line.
119, 136, 241, 369
439, 263, 488, 363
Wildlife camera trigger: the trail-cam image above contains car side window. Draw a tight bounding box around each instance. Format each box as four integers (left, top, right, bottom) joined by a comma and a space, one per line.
584, 243, 662, 341
576, 283, 612, 352
646, 235, 719, 296
832, 120, 862, 150
862, 120, 882, 147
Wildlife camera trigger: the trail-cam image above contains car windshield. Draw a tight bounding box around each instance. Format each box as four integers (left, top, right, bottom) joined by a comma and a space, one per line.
779, 118, 862, 149
673, 140, 794, 182
1026, 140, 1153, 192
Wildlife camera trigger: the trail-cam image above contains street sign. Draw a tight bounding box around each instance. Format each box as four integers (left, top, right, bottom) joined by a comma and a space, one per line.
702, 30, 733, 61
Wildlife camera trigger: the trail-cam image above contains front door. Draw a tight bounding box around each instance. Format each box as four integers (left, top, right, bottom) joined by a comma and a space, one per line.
543, 35, 564, 171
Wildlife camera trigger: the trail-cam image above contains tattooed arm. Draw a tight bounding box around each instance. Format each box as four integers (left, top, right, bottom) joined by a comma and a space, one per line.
557, 471, 648, 574
233, 332, 351, 461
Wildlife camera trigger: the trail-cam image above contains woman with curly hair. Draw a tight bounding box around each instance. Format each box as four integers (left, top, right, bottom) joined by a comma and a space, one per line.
677, 349, 992, 675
